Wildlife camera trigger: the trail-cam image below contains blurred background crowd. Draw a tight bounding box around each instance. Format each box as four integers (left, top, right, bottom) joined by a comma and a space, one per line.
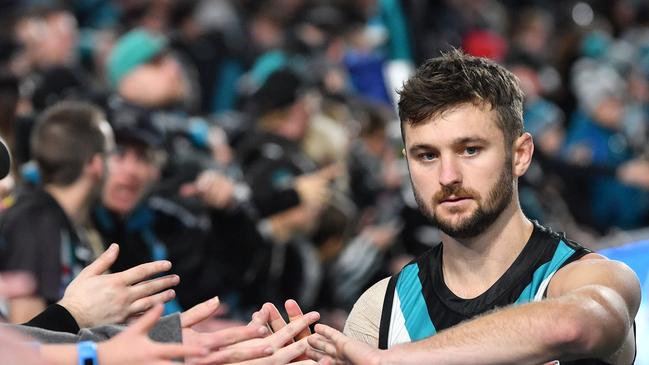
0, 0, 648, 331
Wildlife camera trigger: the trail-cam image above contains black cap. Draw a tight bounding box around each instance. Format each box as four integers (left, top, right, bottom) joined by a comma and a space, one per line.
301, 5, 347, 36
31, 66, 87, 111
0, 137, 11, 180
110, 106, 164, 148
251, 69, 302, 116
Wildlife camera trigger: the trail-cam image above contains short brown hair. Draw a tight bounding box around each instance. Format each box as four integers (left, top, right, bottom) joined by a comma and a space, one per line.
398, 49, 524, 148
31, 101, 108, 186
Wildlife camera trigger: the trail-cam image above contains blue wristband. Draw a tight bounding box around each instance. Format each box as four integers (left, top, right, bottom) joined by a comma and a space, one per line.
77, 341, 98, 365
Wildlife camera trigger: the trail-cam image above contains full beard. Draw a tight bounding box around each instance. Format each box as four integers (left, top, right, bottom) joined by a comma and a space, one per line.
413, 162, 514, 239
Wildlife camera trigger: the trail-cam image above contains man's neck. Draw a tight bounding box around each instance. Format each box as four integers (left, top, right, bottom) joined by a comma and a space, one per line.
440, 202, 534, 299
45, 181, 94, 226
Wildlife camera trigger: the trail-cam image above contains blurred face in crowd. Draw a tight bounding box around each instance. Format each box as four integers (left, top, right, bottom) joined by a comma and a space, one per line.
119, 53, 188, 108
405, 103, 518, 239
286, 98, 311, 141
250, 12, 285, 51
15, 10, 78, 69
593, 96, 624, 130
102, 142, 160, 216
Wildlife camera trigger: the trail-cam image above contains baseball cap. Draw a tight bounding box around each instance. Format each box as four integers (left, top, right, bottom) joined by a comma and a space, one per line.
110, 105, 164, 148
251, 69, 303, 116
107, 28, 167, 88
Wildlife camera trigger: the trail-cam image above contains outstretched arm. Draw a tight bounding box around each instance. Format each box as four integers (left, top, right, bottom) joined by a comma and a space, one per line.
39, 304, 206, 365
309, 256, 640, 365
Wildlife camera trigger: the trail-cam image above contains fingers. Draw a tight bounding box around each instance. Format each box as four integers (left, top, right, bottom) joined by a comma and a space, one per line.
127, 304, 164, 334
129, 274, 180, 301
307, 333, 338, 359
181, 296, 220, 328
285, 299, 311, 340
249, 306, 270, 328
268, 312, 320, 349
313, 324, 348, 352
79, 243, 119, 278
193, 343, 271, 364
114, 260, 172, 286
182, 172, 235, 209
152, 342, 207, 360
312, 324, 375, 365
264, 302, 287, 333
313, 324, 338, 339
263, 338, 309, 365
203, 325, 269, 349
318, 357, 338, 365
230, 339, 310, 365
199, 173, 234, 209
129, 289, 176, 314
305, 345, 328, 362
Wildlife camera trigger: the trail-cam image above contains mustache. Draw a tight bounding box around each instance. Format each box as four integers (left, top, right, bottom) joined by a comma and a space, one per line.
433, 184, 481, 203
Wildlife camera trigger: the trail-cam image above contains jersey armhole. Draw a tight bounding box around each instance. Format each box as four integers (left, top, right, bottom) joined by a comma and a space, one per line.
378, 273, 399, 349
541, 247, 591, 299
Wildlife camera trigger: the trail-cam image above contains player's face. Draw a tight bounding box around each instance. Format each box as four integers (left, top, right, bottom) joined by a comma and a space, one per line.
405, 103, 514, 239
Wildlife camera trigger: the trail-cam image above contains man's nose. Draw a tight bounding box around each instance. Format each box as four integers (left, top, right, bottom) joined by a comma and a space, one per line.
438, 156, 462, 187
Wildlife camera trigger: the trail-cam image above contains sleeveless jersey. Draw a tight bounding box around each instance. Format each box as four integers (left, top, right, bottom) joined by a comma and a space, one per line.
378, 221, 633, 365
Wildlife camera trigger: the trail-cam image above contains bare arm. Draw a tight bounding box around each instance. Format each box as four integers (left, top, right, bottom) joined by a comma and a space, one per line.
310, 256, 640, 365
9, 297, 46, 324
2, 272, 45, 324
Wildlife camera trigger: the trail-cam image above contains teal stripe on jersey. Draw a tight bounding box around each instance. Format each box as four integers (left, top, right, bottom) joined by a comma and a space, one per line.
515, 240, 576, 304
396, 264, 437, 340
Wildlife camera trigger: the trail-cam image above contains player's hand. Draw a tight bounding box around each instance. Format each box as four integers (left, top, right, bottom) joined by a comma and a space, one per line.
98, 304, 207, 365
249, 300, 312, 341
306, 324, 383, 365
58, 243, 178, 328
220, 309, 319, 365
181, 297, 271, 364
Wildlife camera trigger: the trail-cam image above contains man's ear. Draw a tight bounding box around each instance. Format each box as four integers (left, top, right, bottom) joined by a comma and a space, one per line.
85, 153, 104, 178
512, 132, 534, 177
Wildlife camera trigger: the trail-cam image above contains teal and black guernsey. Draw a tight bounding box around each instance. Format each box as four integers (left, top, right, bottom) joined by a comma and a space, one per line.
378, 221, 627, 365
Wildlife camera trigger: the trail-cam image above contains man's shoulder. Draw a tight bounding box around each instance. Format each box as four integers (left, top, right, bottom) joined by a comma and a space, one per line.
359, 277, 392, 307
344, 277, 391, 346
0, 188, 65, 228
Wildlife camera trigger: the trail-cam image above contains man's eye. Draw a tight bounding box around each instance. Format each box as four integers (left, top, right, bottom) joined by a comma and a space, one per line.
419, 152, 436, 161
465, 147, 480, 156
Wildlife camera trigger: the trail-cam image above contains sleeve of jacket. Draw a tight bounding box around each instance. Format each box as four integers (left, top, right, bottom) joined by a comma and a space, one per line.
23, 304, 79, 334
3, 313, 182, 344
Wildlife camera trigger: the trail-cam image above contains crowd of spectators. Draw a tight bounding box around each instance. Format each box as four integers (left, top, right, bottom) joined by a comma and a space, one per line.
0, 0, 648, 340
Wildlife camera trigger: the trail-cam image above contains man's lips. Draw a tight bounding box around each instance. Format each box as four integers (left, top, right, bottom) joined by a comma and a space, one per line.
439, 196, 472, 203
